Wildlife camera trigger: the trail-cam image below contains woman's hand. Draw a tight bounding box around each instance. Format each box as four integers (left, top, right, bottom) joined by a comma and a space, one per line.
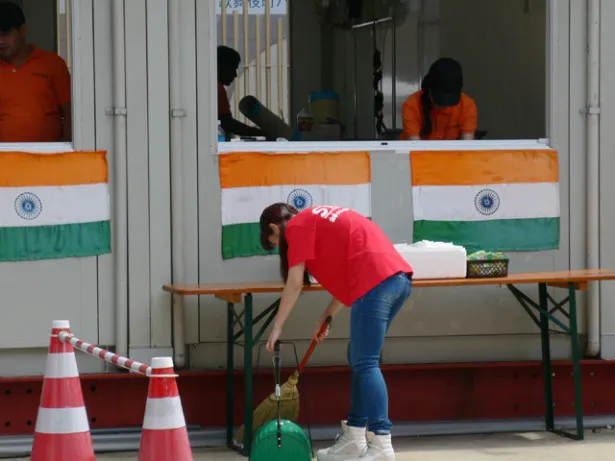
312, 320, 331, 344
266, 324, 283, 352
311, 298, 344, 344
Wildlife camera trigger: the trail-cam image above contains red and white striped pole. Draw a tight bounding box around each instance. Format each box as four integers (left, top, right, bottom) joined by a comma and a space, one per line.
138, 357, 192, 460
31, 320, 95, 461
59, 331, 151, 375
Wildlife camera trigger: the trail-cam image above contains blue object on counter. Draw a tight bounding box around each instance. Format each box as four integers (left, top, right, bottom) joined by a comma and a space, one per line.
218, 121, 225, 142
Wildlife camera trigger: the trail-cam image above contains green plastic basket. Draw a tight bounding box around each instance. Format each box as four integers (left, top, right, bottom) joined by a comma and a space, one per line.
249, 419, 313, 461
466, 259, 509, 278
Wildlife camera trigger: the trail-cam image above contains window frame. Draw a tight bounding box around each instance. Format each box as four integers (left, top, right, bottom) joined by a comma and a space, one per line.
217, 0, 557, 150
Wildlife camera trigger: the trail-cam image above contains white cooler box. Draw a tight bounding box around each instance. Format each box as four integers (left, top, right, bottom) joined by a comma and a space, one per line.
394, 241, 467, 280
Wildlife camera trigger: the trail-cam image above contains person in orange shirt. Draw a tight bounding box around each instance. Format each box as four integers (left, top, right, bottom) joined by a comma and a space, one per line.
217, 45, 263, 139
0, 2, 72, 143
400, 57, 477, 141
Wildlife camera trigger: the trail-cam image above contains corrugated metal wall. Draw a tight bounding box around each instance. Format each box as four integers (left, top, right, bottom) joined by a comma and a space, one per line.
2, 0, 615, 376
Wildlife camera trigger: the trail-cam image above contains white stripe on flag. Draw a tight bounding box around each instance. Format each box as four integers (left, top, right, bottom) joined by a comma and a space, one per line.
0, 184, 110, 227
221, 183, 371, 225
35, 407, 90, 434
412, 183, 559, 221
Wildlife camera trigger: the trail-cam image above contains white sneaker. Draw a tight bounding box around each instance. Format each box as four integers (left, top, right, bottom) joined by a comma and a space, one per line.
345, 432, 395, 461
316, 421, 368, 461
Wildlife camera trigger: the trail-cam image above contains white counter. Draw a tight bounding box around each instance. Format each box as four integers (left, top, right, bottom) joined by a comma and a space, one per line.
217, 139, 551, 154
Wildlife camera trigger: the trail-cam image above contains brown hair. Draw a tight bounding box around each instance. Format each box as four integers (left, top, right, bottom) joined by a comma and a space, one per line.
259, 203, 311, 285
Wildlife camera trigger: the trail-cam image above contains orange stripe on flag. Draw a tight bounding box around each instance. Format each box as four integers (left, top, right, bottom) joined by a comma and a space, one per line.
0, 151, 108, 187
411, 150, 559, 186
219, 152, 371, 188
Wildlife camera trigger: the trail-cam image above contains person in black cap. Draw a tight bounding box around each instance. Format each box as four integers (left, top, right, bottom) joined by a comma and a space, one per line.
400, 57, 477, 141
0, 1, 72, 142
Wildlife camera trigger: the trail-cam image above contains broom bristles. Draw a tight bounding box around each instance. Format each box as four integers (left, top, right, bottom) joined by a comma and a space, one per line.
235, 371, 301, 444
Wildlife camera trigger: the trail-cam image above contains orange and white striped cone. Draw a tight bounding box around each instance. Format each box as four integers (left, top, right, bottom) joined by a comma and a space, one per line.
31, 320, 95, 461
138, 357, 193, 461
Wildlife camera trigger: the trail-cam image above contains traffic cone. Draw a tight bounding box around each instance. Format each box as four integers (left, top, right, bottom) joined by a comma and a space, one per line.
138, 357, 193, 461
31, 320, 95, 461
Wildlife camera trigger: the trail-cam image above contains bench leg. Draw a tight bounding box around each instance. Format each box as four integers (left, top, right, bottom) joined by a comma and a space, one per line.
242, 293, 254, 457
226, 302, 235, 448
568, 283, 584, 441
509, 282, 584, 440
538, 282, 555, 431
172, 294, 186, 368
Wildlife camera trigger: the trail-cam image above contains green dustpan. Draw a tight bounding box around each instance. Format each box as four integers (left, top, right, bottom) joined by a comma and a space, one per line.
250, 419, 312, 461
250, 341, 313, 461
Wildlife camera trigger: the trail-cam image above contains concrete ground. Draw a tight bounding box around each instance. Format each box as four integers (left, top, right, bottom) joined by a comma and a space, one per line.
9, 429, 615, 460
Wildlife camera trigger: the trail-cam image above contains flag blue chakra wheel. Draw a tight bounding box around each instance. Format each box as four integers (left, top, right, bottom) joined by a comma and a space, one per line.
474, 189, 500, 216
14, 192, 43, 220
287, 188, 313, 211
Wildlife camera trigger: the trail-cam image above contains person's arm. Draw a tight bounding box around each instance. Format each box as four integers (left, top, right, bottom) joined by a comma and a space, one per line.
51, 55, 72, 142
400, 95, 423, 141
266, 261, 305, 351
460, 97, 478, 140
219, 113, 264, 138
321, 297, 345, 320
274, 261, 305, 329
266, 223, 316, 351
218, 82, 263, 138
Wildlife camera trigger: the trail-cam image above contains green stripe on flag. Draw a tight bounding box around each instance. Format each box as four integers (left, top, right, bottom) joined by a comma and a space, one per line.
0, 221, 111, 262
413, 218, 560, 252
222, 222, 278, 260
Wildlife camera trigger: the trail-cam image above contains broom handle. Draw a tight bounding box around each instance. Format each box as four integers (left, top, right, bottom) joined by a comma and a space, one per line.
297, 315, 332, 373
274, 340, 282, 448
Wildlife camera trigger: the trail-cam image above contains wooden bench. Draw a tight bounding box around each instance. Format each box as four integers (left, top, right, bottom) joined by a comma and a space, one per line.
163, 269, 615, 456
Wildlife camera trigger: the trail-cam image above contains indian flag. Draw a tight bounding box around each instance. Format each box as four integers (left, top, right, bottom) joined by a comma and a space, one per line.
0, 151, 111, 262
411, 149, 560, 252
220, 151, 371, 259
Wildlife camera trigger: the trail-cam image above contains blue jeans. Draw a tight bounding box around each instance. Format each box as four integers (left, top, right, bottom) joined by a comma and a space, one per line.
346, 272, 412, 434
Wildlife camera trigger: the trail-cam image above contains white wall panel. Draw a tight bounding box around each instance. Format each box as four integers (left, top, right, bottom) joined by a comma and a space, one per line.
177, 0, 200, 345
125, 0, 152, 349
566, 0, 589, 345
196, 0, 224, 345
92, 0, 115, 346
67, 0, 98, 345
0, 258, 97, 349
146, 0, 172, 348
546, 0, 572, 275
72, 0, 96, 159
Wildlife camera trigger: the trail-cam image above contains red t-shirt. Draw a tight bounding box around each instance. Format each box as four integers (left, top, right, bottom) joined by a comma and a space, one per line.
285, 206, 413, 306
